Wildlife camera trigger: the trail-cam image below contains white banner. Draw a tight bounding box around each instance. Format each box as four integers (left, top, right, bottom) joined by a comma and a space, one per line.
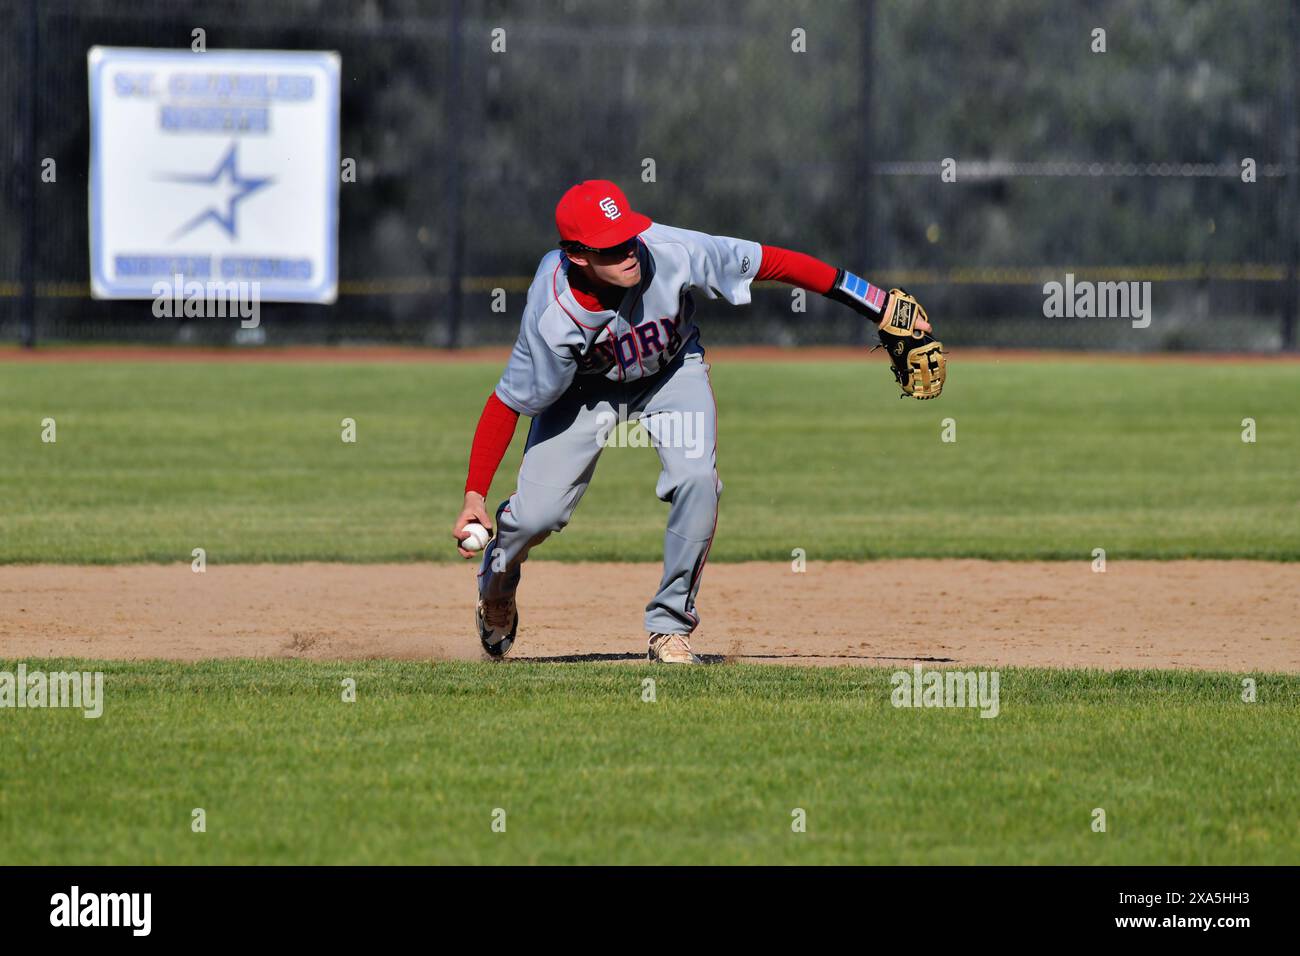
88, 47, 340, 303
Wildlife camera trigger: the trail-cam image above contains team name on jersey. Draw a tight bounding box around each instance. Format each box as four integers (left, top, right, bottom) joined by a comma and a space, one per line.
576, 314, 686, 376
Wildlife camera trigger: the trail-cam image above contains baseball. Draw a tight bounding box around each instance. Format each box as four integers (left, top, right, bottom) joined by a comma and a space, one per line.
458, 521, 491, 552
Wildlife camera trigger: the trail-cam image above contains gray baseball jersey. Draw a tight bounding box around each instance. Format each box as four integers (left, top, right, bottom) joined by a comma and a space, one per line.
494, 222, 762, 416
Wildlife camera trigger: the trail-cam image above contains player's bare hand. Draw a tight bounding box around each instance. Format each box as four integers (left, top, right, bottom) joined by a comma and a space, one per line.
452, 492, 492, 559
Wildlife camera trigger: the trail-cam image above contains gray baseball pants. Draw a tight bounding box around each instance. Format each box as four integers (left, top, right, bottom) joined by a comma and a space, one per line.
478, 350, 720, 635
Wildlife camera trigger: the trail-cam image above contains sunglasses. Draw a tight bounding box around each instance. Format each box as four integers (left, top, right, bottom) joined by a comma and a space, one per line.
562, 238, 638, 258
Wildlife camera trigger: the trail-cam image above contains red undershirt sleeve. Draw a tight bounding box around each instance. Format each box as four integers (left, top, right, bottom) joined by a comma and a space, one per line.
755, 244, 839, 294
465, 392, 521, 498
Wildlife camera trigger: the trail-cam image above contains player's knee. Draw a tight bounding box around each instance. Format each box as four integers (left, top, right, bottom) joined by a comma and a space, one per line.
512, 501, 571, 540
674, 466, 721, 502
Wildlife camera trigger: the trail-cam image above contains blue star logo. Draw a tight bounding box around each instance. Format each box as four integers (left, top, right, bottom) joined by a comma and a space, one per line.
162, 143, 273, 240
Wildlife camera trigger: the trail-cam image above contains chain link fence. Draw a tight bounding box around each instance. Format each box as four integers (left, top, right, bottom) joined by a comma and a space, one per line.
1, 0, 1296, 350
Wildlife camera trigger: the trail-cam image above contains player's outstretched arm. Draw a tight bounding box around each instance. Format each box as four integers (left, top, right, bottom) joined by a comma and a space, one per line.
758, 245, 943, 399
757, 245, 930, 331
452, 392, 520, 558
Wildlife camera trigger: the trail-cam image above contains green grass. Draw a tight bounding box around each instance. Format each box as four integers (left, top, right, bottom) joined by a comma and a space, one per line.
0, 359, 1297, 562
1, 659, 1295, 865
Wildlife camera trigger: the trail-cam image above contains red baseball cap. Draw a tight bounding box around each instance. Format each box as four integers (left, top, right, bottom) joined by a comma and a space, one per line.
555, 180, 652, 249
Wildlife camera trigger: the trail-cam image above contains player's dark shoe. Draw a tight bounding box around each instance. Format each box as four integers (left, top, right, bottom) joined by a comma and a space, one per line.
647, 632, 700, 664
477, 597, 518, 658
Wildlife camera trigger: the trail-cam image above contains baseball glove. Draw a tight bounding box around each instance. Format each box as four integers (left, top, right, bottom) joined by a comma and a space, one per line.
875, 288, 945, 400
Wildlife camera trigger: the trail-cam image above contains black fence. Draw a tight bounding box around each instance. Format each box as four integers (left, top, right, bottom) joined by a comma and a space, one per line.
1, 0, 1296, 350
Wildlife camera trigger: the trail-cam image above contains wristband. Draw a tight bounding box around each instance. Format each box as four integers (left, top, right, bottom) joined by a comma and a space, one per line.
825, 268, 888, 318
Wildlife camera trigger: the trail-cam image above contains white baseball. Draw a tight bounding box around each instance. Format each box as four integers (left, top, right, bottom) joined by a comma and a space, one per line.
459, 521, 491, 552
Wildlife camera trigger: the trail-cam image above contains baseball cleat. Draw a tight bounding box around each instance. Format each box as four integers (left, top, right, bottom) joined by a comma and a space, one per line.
476, 597, 518, 658
647, 632, 700, 664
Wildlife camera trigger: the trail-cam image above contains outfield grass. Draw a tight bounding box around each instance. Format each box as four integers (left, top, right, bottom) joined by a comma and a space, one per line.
0, 359, 1297, 562
1, 660, 1295, 865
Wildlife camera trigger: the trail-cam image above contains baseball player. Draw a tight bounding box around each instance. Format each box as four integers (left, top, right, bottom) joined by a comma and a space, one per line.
452, 180, 943, 663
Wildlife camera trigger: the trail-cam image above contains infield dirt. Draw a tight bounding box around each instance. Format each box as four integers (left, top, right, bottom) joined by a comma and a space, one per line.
2, 560, 1295, 671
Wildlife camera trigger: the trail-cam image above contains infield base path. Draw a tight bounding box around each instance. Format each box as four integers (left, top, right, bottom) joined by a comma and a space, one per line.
1, 560, 1296, 671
